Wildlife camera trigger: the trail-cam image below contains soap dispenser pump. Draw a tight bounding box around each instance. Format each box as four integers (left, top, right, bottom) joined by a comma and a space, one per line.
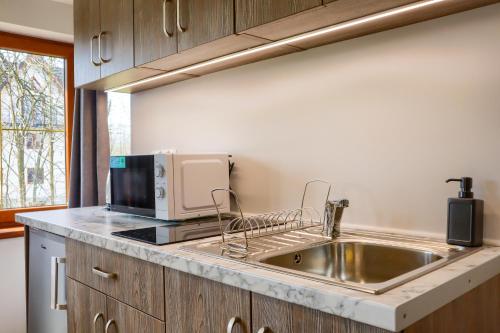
446, 177, 483, 247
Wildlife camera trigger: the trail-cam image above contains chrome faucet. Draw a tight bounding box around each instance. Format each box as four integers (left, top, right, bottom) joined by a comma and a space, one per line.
323, 199, 349, 238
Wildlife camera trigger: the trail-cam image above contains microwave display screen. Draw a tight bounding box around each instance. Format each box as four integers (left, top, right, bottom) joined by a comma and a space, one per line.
110, 155, 155, 217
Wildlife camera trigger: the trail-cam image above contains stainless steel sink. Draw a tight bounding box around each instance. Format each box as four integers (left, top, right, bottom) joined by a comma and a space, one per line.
181, 227, 481, 294
260, 241, 442, 284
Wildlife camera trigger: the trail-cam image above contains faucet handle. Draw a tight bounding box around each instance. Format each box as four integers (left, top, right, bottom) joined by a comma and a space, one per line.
332, 199, 349, 208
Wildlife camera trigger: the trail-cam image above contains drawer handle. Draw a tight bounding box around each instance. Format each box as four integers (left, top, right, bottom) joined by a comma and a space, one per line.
227, 316, 243, 333
50, 257, 67, 310
92, 267, 117, 279
105, 319, 116, 333
93, 313, 104, 333
257, 327, 272, 333
176, 0, 186, 32
162, 0, 173, 37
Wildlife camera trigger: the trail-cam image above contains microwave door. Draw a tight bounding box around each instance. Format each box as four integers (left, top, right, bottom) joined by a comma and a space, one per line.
110, 155, 156, 217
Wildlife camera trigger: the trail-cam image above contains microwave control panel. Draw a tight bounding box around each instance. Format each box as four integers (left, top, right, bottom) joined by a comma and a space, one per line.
154, 154, 169, 220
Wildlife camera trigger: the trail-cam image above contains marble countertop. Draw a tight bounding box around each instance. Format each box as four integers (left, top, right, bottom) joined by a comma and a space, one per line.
16, 207, 500, 332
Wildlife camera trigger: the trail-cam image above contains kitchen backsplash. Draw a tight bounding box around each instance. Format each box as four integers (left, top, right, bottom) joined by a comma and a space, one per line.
131, 4, 500, 243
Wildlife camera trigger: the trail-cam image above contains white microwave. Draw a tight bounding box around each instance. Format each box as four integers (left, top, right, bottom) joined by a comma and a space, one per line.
109, 153, 230, 220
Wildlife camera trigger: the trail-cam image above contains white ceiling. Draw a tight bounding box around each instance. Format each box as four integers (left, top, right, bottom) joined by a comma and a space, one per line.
0, 0, 74, 42
0, 21, 73, 42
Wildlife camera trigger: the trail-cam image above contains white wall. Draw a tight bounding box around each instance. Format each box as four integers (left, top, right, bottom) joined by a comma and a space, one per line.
131, 4, 500, 244
0, 0, 73, 42
0, 237, 26, 333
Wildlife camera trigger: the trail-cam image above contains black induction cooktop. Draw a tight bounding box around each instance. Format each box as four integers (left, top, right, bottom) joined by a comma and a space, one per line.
111, 226, 176, 245
111, 217, 231, 245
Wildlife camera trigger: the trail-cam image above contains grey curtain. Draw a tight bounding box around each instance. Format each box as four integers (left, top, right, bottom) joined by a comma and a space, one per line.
68, 89, 110, 208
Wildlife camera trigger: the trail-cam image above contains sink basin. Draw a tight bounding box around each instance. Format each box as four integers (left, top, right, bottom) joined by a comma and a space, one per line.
181, 227, 480, 294
260, 241, 442, 284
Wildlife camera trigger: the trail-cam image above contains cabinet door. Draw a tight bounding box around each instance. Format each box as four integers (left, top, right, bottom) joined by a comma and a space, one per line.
164, 268, 251, 333
73, 0, 101, 87
134, 0, 178, 66
177, 0, 234, 52
236, 0, 322, 32
106, 297, 165, 333
100, 0, 134, 77
66, 278, 107, 333
252, 293, 391, 333
66, 239, 165, 320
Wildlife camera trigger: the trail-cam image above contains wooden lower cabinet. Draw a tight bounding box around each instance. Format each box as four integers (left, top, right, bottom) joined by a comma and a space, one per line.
106, 297, 165, 333
65, 239, 499, 333
66, 239, 165, 320
252, 293, 390, 333
403, 274, 500, 333
67, 277, 107, 333
67, 277, 165, 333
164, 268, 251, 333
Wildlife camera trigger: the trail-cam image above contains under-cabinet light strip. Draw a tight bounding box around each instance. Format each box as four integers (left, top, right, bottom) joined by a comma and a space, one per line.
106, 0, 446, 92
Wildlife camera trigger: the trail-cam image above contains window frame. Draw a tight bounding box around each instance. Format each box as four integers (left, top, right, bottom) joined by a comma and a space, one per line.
0, 32, 74, 235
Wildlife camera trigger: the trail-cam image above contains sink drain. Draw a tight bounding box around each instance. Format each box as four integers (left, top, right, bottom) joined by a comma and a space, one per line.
293, 253, 302, 264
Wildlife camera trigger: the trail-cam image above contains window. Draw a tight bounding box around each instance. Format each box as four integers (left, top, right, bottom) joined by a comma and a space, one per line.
108, 92, 131, 155
0, 32, 74, 235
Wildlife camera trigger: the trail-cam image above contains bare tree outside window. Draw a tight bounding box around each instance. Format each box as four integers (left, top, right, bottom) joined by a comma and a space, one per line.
0, 48, 66, 209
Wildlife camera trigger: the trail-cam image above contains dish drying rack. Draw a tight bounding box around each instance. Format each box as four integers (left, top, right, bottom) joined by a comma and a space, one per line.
211, 180, 331, 256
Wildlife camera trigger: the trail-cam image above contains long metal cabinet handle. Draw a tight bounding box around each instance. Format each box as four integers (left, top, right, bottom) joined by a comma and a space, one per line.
90, 35, 101, 66
227, 316, 242, 333
162, 0, 173, 37
176, 0, 186, 32
92, 267, 117, 279
93, 313, 104, 333
50, 256, 67, 311
98, 31, 111, 63
105, 319, 116, 333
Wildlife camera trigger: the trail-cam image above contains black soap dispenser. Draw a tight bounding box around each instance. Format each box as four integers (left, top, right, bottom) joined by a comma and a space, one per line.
446, 177, 483, 247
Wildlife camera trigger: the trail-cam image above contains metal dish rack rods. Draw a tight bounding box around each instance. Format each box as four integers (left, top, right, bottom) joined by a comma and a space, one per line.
211, 180, 331, 255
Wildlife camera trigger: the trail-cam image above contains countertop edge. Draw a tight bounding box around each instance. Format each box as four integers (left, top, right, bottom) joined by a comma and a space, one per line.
393, 254, 500, 331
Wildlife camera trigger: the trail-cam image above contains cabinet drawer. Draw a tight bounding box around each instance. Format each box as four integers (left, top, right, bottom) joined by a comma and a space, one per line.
107, 297, 165, 333
66, 239, 164, 320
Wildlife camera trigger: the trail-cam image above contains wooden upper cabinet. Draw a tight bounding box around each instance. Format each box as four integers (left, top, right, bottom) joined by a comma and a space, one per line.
99, 0, 135, 78
73, 0, 101, 87
235, 0, 323, 33
134, 0, 178, 66
73, 0, 498, 91
177, 0, 234, 52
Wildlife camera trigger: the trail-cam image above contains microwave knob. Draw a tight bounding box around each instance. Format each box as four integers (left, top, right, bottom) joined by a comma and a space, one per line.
155, 165, 164, 177
155, 187, 165, 198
